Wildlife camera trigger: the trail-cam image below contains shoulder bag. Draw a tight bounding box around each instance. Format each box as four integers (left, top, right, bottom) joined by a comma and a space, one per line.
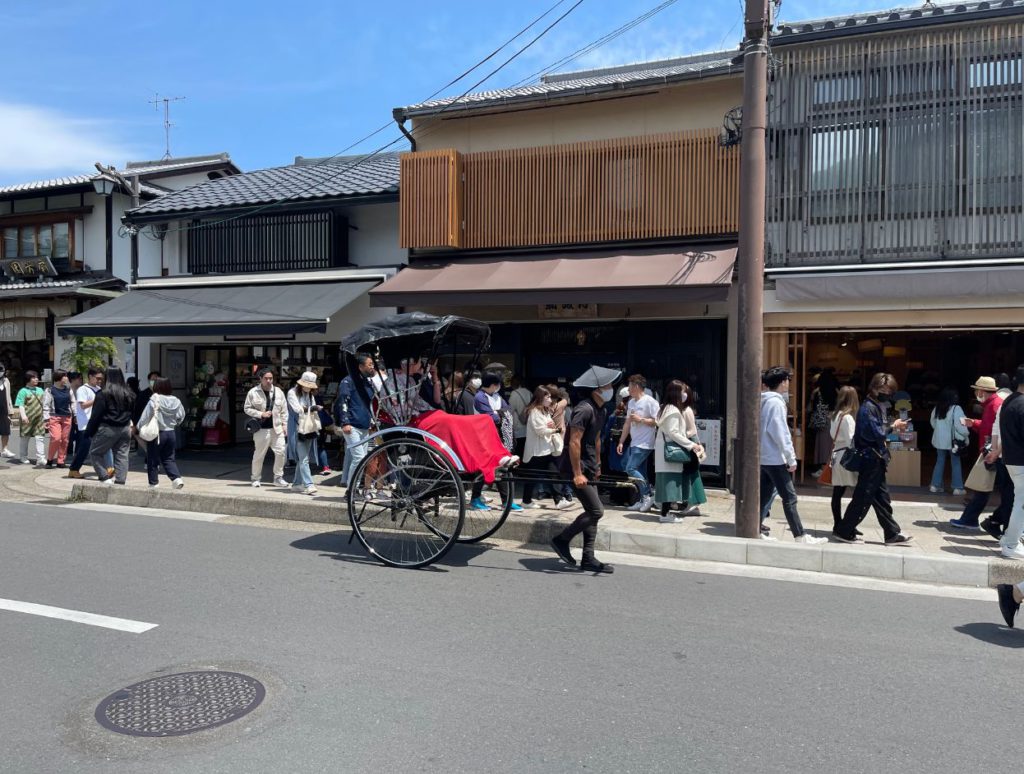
138, 395, 161, 442
950, 409, 969, 457
818, 417, 844, 486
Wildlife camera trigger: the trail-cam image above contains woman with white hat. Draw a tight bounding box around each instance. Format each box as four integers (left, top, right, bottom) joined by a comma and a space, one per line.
288, 370, 322, 496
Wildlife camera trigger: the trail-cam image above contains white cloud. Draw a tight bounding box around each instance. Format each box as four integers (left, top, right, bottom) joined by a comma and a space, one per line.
0, 101, 140, 181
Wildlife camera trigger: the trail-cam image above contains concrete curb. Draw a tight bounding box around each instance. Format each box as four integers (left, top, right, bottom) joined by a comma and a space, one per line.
70, 483, 1016, 588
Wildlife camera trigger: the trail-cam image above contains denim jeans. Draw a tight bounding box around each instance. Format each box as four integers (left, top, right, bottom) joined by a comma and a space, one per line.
930, 449, 964, 491
622, 446, 653, 497
999, 465, 1024, 551
292, 436, 314, 488
341, 427, 370, 486
759, 464, 806, 538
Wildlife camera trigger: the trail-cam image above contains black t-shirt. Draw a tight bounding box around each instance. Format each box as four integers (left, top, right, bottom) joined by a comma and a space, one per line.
1000, 392, 1024, 466
260, 389, 274, 429
569, 397, 607, 477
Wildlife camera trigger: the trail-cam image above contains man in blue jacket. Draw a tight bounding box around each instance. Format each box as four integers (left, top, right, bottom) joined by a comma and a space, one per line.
336, 353, 376, 487
759, 366, 826, 544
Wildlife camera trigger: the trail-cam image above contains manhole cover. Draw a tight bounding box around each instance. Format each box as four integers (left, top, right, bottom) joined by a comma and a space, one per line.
95, 671, 265, 737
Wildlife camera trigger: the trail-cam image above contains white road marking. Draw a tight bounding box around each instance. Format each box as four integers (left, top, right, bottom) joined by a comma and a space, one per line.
65, 502, 223, 522
0, 598, 157, 633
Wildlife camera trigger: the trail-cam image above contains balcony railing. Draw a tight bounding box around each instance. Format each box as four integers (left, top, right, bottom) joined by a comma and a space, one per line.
400, 129, 740, 250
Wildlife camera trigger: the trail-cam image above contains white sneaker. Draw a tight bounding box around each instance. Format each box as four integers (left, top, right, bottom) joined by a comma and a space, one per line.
658, 514, 684, 523
519, 500, 536, 509
303, 485, 318, 496
148, 484, 159, 490
251, 480, 262, 488
553, 499, 572, 510
929, 485, 942, 494
273, 477, 288, 487
1001, 543, 1024, 561
102, 478, 115, 487
682, 506, 702, 517
796, 533, 827, 545
172, 478, 185, 490
0, 448, 15, 458
952, 488, 966, 496
759, 533, 778, 541
638, 496, 654, 513
20, 458, 31, 465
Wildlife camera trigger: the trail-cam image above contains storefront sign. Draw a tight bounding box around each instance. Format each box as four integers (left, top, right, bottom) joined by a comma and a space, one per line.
1, 257, 58, 279
695, 418, 722, 468
538, 303, 597, 320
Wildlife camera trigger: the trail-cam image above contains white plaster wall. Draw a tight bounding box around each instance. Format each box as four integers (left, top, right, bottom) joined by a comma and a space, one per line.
413, 77, 742, 153
345, 202, 405, 268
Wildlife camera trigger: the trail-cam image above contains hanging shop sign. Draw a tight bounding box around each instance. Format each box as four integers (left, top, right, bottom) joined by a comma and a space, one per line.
538, 303, 597, 320
1, 257, 58, 279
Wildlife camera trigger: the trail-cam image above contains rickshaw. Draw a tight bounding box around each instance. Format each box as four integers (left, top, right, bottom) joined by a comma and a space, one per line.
339, 312, 638, 569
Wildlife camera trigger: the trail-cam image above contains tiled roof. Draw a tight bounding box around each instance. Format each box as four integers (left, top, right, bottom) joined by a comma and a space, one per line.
123, 153, 239, 177
395, 50, 741, 119
0, 175, 96, 195
0, 275, 122, 299
774, 0, 1024, 43
125, 152, 401, 219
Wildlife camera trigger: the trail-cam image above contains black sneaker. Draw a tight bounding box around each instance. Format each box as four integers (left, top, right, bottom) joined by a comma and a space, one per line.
45, 460, 56, 469
981, 518, 1004, 541
760, 524, 770, 536
579, 558, 614, 574
997, 584, 1020, 628
550, 535, 576, 566
884, 533, 914, 546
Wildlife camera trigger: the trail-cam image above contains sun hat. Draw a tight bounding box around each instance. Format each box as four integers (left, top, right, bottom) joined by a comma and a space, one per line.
297, 371, 319, 389
573, 365, 622, 390
971, 376, 997, 392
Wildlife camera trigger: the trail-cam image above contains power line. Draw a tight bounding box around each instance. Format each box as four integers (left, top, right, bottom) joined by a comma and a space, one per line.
507, 0, 681, 89
128, 0, 582, 240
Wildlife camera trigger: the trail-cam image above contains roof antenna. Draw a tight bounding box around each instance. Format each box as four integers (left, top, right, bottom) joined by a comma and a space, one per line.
148, 93, 186, 159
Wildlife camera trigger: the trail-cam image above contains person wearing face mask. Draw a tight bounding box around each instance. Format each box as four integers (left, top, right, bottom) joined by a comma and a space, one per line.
458, 371, 482, 416
951, 376, 1004, 530
549, 365, 622, 574
833, 372, 913, 545
758, 366, 827, 544
521, 386, 570, 509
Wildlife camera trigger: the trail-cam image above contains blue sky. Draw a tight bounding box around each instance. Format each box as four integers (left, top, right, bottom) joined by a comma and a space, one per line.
1, 0, 889, 185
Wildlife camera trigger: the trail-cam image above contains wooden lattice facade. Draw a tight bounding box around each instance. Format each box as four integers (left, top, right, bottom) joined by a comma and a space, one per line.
399, 130, 740, 250
767, 19, 1024, 266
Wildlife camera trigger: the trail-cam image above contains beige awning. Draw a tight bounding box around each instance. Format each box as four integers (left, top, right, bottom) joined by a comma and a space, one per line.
370, 247, 736, 308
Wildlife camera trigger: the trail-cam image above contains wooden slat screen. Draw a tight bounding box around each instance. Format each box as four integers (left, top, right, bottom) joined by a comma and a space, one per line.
767, 19, 1024, 267
400, 130, 739, 250
399, 149, 463, 248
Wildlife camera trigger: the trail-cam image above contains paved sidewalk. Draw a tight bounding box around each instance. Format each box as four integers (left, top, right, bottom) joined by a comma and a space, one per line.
1, 445, 1020, 587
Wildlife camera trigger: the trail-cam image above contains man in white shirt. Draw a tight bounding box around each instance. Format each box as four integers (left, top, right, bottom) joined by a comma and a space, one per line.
616, 374, 660, 512
67, 368, 105, 478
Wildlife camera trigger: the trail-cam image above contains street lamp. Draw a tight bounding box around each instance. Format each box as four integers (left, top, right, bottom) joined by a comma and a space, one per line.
92, 175, 116, 196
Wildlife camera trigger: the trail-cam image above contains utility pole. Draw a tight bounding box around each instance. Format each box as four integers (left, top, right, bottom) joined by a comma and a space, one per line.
149, 93, 186, 159
734, 0, 771, 538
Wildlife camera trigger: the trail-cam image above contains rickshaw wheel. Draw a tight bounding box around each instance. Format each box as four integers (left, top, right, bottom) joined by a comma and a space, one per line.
455, 470, 516, 543
346, 437, 465, 569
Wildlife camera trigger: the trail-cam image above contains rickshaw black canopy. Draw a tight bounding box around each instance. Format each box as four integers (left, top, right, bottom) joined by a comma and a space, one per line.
339, 312, 491, 357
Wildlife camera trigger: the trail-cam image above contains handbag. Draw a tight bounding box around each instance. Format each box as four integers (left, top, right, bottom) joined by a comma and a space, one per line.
818, 416, 845, 485
297, 405, 322, 439
664, 440, 691, 464
840, 447, 865, 472
950, 410, 969, 457
138, 396, 160, 442
245, 417, 263, 434
965, 453, 996, 492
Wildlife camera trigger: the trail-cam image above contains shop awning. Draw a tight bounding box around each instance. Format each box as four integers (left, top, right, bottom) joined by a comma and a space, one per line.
772, 263, 1024, 303
57, 280, 377, 337
368, 247, 736, 307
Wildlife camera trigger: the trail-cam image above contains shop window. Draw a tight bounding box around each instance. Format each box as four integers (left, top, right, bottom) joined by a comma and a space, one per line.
0, 222, 74, 263
808, 125, 880, 219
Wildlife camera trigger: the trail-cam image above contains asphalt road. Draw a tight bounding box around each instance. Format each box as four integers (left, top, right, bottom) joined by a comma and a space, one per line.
0, 501, 1020, 774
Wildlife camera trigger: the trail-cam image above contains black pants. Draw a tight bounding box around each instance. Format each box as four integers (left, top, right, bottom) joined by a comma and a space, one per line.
991, 461, 1015, 530
68, 432, 92, 471
838, 460, 902, 541
522, 455, 561, 503
759, 464, 806, 537
831, 486, 848, 527
556, 481, 603, 561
